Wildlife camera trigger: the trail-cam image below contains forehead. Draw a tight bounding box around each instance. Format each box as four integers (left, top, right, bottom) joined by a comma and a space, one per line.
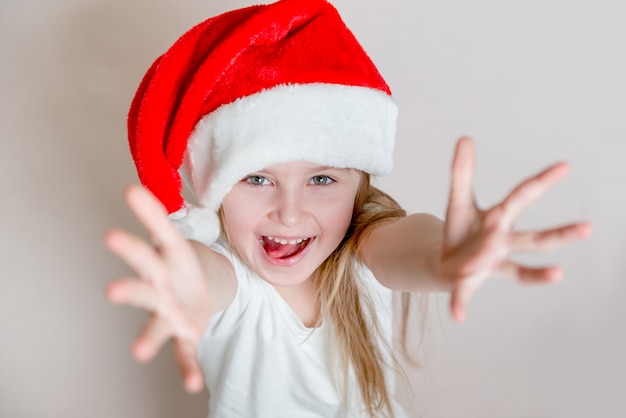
254, 161, 356, 174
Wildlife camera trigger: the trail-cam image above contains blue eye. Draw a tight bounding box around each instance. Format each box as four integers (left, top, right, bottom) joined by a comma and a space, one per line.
310, 175, 333, 185
246, 175, 270, 186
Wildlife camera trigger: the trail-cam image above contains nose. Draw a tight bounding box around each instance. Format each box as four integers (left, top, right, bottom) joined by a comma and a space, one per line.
271, 188, 306, 227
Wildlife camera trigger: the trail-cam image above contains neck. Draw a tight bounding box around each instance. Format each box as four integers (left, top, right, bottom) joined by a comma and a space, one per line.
273, 279, 320, 328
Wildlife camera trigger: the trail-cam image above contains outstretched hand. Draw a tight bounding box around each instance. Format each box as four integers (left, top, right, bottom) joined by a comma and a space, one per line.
440, 137, 592, 322
105, 185, 213, 393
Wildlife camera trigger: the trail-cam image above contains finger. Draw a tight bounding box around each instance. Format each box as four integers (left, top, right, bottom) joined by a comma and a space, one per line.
450, 288, 468, 322
445, 137, 478, 244
125, 185, 189, 254
449, 278, 482, 323
106, 279, 160, 312
497, 260, 563, 284
513, 221, 593, 252
174, 338, 204, 393
132, 316, 173, 363
448, 136, 476, 209
105, 229, 166, 283
499, 162, 571, 226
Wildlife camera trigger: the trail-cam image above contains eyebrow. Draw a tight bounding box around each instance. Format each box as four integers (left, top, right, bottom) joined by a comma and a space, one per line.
309, 165, 351, 172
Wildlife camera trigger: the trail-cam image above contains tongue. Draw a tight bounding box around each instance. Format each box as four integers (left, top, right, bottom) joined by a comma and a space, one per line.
264, 239, 304, 259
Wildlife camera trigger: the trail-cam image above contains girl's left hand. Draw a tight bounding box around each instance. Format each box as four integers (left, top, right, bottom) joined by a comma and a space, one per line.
439, 137, 592, 322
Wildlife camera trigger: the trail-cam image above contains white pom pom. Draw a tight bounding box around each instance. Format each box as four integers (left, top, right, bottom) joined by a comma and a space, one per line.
169, 205, 220, 246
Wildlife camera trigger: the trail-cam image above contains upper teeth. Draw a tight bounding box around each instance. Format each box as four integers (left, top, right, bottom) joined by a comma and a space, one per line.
267, 236, 308, 245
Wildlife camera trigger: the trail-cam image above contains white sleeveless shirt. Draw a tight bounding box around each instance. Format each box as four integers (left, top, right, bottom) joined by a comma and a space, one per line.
198, 240, 411, 418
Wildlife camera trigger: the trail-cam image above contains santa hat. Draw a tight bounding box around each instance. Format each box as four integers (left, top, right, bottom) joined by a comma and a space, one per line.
127, 0, 398, 246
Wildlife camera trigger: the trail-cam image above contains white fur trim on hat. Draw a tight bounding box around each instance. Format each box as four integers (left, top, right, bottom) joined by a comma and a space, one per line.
175, 83, 397, 246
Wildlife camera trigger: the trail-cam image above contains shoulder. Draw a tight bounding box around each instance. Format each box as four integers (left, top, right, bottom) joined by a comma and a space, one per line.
189, 239, 238, 314
356, 262, 393, 308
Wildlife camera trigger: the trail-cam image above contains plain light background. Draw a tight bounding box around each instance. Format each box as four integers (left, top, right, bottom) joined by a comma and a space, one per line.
1, 0, 624, 417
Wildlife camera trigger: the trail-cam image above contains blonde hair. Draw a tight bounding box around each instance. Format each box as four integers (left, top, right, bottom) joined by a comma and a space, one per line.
313, 172, 407, 418
219, 172, 409, 417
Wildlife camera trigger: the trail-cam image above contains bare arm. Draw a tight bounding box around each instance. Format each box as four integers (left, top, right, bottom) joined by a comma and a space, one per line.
105, 185, 236, 392
360, 137, 593, 321
360, 213, 447, 292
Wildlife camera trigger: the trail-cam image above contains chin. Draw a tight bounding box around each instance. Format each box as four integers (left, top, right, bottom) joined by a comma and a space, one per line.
256, 263, 318, 289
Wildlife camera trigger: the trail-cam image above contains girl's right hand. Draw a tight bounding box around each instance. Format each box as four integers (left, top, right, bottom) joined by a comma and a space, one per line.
105, 185, 213, 393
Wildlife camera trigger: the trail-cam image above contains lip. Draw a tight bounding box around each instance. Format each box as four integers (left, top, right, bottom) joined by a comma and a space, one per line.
257, 235, 316, 267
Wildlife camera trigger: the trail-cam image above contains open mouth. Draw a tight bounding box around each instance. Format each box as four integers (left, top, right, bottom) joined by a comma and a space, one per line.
260, 236, 314, 260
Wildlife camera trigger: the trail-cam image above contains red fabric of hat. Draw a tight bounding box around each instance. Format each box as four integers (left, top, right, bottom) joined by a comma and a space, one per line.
127, 0, 397, 245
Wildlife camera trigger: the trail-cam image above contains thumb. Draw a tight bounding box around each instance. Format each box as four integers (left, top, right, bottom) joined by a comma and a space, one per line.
174, 339, 204, 393
450, 282, 476, 323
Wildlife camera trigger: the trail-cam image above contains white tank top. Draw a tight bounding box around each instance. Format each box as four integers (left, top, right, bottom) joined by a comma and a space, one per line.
198, 240, 411, 417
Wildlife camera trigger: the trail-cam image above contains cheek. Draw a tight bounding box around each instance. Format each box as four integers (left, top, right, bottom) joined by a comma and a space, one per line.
317, 197, 356, 237
338, 201, 356, 227
221, 193, 257, 241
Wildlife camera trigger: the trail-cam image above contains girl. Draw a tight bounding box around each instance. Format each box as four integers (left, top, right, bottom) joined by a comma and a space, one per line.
106, 0, 592, 416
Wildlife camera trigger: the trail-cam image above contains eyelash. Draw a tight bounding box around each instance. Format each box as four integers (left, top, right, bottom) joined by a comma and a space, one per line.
245, 175, 271, 186
309, 175, 334, 186
243, 175, 335, 186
